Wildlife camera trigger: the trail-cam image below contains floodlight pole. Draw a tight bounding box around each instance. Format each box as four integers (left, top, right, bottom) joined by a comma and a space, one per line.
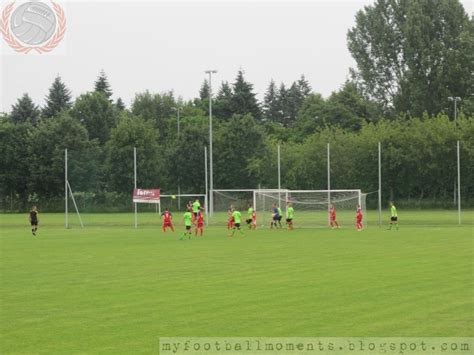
175, 106, 181, 211
65, 148, 68, 229
327, 143, 331, 226
277, 143, 281, 207
378, 142, 382, 227
134, 147, 137, 229
448, 96, 461, 205
204, 145, 209, 226
205, 70, 217, 217
457, 140, 461, 225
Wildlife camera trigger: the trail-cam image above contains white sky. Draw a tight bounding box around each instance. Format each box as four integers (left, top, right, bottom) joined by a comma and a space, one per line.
1, 0, 472, 112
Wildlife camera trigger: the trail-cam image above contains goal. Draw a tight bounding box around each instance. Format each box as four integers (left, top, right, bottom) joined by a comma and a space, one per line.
254, 189, 366, 228
212, 189, 366, 228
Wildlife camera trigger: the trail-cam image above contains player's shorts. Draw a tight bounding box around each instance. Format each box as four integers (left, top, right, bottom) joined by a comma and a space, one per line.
30, 220, 38, 226
193, 212, 198, 217
197, 222, 204, 228
330, 216, 336, 222
277, 216, 282, 221
234, 223, 241, 228
286, 218, 293, 223
272, 215, 279, 221
391, 216, 398, 222
185, 225, 191, 230
246, 219, 252, 224
356, 218, 363, 222
163, 222, 173, 228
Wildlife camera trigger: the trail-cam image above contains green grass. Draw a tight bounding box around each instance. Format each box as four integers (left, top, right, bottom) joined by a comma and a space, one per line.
0, 211, 473, 354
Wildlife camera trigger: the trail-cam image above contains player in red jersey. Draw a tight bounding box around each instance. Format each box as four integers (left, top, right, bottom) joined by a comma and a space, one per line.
195, 209, 205, 237
355, 205, 363, 231
329, 204, 340, 229
251, 209, 257, 230
161, 208, 175, 233
227, 205, 235, 230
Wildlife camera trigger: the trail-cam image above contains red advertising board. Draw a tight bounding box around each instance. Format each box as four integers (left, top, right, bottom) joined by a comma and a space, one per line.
132, 189, 160, 203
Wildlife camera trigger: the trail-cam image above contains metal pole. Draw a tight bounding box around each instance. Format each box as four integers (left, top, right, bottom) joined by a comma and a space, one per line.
65, 148, 68, 229
206, 70, 217, 216
277, 144, 281, 207
204, 145, 208, 225
454, 100, 457, 206
449, 96, 461, 205
327, 143, 330, 226
177, 107, 181, 210
378, 142, 382, 227
457, 140, 461, 225
134, 147, 137, 229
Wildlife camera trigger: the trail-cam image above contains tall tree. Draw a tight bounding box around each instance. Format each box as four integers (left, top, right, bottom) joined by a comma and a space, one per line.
94, 70, 113, 99
230, 70, 262, 120
29, 113, 100, 197
213, 81, 234, 120
10, 93, 40, 126
263, 79, 280, 122
116, 97, 126, 111
199, 80, 210, 101
0, 120, 32, 208
276, 83, 288, 126
347, 0, 473, 116
326, 81, 381, 130
42, 76, 72, 119
106, 115, 165, 193
70, 92, 117, 145
131, 91, 176, 139
214, 114, 265, 188
297, 75, 312, 97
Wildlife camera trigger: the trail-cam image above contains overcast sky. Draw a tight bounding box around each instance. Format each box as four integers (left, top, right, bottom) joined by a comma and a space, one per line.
1, 0, 472, 112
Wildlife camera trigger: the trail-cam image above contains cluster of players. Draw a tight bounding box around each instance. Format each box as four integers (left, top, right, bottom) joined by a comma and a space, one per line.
158, 198, 399, 239
27, 200, 399, 237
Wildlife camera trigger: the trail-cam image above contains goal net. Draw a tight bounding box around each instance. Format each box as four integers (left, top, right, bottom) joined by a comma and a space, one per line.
212, 189, 366, 228
254, 189, 366, 228
212, 189, 256, 225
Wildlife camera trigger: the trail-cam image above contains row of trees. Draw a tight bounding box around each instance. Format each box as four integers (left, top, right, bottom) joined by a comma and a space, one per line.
1, 0, 472, 211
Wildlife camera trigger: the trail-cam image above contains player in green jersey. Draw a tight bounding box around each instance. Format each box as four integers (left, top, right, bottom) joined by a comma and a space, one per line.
246, 204, 255, 230
229, 208, 244, 237
192, 199, 201, 220
181, 209, 193, 240
388, 202, 399, 230
286, 203, 295, 231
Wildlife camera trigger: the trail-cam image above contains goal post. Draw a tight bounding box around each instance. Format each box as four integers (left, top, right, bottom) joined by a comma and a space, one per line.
254, 189, 366, 228
212, 188, 366, 228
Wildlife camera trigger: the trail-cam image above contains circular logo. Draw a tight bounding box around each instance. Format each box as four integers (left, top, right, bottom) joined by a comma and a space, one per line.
1, 1, 66, 54
10, 2, 56, 45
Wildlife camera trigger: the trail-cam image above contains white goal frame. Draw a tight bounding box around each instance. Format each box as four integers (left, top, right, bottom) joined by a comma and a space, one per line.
213, 188, 364, 227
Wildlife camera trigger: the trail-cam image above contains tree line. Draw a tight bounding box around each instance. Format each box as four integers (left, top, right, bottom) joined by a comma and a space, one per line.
0, 0, 472, 211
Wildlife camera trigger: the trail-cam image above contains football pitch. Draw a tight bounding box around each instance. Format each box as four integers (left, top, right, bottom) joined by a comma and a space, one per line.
0, 211, 473, 354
